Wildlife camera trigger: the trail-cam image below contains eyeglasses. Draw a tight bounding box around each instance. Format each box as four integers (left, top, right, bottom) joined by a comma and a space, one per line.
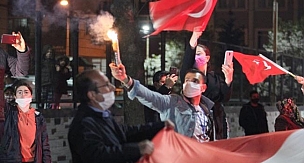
96, 82, 112, 89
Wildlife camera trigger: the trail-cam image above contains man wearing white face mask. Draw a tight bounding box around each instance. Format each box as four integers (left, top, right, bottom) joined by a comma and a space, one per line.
68, 69, 174, 163
110, 63, 214, 143
0, 80, 51, 163
180, 30, 234, 140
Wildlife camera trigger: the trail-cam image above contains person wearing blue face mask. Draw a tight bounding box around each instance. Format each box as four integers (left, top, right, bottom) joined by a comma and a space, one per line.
68, 69, 174, 163
110, 63, 214, 143
179, 30, 234, 140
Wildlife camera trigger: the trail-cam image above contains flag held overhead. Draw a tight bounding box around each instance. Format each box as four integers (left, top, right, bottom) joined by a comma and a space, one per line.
148, 0, 217, 36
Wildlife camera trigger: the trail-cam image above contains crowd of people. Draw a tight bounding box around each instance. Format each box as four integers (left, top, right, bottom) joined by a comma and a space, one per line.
1, 28, 304, 163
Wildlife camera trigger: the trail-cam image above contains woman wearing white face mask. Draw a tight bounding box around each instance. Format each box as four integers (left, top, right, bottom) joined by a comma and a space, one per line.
180, 29, 234, 140
0, 80, 51, 163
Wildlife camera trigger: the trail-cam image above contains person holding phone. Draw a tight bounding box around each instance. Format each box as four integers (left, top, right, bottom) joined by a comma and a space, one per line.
145, 70, 178, 123
0, 31, 30, 138
179, 29, 234, 140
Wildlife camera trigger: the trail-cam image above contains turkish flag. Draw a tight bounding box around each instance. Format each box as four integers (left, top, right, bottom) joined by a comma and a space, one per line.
149, 0, 217, 36
233, 52, 288, 85
137, 129, 304, 163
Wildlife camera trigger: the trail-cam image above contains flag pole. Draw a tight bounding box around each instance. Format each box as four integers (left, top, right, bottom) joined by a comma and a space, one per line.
259, 54, 296, 78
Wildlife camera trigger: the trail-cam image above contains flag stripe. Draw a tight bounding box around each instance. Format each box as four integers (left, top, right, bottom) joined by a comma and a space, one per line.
262, 129, 304, 163
137, 129, 304, 163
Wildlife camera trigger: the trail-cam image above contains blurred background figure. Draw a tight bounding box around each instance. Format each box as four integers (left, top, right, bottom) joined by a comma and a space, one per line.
41, 45, 55, 109
275, 98, 304, 131
145, 70, 177, 123
4, 86, 14, 103
4, 74, 17, 104
53, 55, 71, 109
239, 90, 268, 136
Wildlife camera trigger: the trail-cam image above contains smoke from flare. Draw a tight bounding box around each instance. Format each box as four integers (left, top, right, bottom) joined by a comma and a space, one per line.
89, 11, 115, 44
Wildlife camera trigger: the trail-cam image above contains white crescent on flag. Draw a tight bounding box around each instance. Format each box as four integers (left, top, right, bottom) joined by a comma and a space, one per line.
233, 52, 288, 84
188, 0, 213, 18
137, 129, 304, 163
148, 0, 217, 36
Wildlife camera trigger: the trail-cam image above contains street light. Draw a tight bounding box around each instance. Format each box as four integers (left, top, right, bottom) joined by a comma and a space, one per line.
60, 0, 68, 6
272, 0, 278, 104
141, 24, 150, 84
141, 25, 150, 59
60, 0, 79, 108
35, 0, 43, 109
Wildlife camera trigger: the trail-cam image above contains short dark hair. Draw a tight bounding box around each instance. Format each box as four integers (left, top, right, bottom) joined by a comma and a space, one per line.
249, 90, 258, 97
76, 69, 100, 103
185, 69, 206, 84
13, 80, 33, 95
153, 71, 169, 83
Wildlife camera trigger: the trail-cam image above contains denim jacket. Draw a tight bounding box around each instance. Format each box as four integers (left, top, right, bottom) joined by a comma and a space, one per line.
128, 80, 214, 138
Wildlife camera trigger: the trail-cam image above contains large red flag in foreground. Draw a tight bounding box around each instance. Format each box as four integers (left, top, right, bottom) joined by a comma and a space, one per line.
138, 129, 304, 163
233, 52, 289, 84
149, 0, 217, 36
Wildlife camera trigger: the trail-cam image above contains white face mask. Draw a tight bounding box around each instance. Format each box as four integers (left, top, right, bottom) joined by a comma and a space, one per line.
15, 98, 32, 108
183, 82, 202, 98
98, 92, 115, 110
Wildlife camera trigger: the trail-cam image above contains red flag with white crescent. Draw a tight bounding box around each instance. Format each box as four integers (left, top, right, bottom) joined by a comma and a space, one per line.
148, 0, 217, 36
137, 129, 304, 163
233, 52, 289, 85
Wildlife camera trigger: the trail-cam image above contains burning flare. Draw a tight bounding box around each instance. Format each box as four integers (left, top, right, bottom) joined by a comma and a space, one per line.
107, 30, 121, 65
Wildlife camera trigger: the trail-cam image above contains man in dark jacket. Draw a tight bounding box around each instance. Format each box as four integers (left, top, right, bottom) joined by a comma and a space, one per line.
68, 69, 173, 163
239, 90, 269, 136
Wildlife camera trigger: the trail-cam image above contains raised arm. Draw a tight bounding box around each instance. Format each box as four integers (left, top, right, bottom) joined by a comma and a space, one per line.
7, 32, 30, 76
180, 31, 201, 83
109, 63, 178, 113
